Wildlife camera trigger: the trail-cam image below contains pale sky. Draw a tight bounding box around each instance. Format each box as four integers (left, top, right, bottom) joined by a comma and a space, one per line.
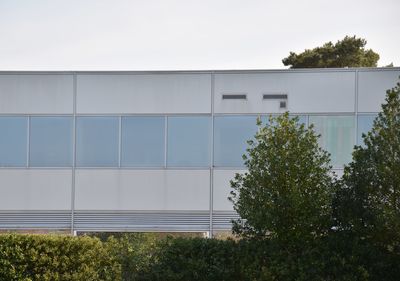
0, 0, 399, 70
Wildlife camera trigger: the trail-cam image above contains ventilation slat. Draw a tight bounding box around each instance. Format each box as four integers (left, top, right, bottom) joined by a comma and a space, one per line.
222, 94, 247, 100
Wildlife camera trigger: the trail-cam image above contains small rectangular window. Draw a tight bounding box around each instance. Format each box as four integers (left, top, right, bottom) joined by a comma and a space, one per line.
222, 94, 247, 100
263, 94, 288, 100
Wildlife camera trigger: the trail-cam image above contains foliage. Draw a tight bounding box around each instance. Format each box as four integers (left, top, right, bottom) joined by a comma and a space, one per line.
333, 79, 400, 280
105, 233, 159, 281
282, 35, 379, 68
0, 233, 121, 281
229, 113, 334, 242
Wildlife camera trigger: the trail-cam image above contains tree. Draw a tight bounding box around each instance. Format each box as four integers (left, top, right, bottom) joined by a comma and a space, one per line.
334, 79, 400, 280
282, 36, 379, 68
229, 113, 335, 242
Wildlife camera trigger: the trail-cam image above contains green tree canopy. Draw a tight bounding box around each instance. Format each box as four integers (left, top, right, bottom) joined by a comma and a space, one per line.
282, 36, 379, 68
229, 113, 334, 242
333, 79, 400, 280
335, 79, 400, 244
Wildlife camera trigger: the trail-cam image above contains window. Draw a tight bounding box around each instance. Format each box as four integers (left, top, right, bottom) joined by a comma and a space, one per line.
30, 117, 73, 167
121, 117, 165, 167
167, 116, 211, 167
76, 117, 119, 167
0, 117, 27, 167
214, 116, 258, 167
357, 114, 377, 145
309, 116, 355, 167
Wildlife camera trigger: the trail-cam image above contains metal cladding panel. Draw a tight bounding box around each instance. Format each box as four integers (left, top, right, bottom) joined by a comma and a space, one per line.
358, 69, 400, 112
213, 169, 245, 211
0, 169, 72, 210
214, 71, 356, 114
76, 74, 212, 114
75, 169, 210, 211
0, 75, 73, 114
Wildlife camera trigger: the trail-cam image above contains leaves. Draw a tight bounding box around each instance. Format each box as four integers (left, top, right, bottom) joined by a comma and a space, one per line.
282, 36, 379, 68
229, 113, 334, 243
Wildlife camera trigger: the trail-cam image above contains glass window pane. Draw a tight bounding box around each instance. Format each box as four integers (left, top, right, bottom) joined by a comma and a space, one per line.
357, 114, 377, 145
0, 117, 27, 167
214, 116, 258, 167
292, 115, 308, 126
76, 117, 119, 167
167, 116, 211, 167
121, 117, 165, 167
30, 117, 73, 167
309, 116, 355, 168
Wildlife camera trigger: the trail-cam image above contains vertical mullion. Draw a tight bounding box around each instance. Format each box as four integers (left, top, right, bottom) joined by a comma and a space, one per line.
26, 116, 30, 167
118, 116, 122, 167
164, 116, 168, 168
354, 69, 359, 145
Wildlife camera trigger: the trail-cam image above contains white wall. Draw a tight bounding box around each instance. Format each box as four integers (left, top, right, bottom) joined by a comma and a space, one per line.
0, 75, 73, 114
213, 169, 245, 211
75, 169, 210, 211
358, 69, 400, 112
76, 74, 212, 114
214, 71, 356, 114
0, 169, 72, 210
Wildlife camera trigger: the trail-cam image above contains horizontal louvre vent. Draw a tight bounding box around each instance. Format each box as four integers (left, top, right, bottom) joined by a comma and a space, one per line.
74, 211, 210, 232
212, 211, 240, 230
0, 211, 71, 230
222, 94, 247, 100
263, 94, 288, 100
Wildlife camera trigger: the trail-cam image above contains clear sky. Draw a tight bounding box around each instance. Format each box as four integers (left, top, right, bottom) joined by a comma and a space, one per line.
0, 0, 399, 70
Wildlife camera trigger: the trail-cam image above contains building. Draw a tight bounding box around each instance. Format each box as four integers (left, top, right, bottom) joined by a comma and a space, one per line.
0, 67, 399, 235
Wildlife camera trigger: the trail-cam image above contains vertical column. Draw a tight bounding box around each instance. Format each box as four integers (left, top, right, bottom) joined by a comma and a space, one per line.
209, 72, 215, 238
71, 73, 77, 235
118, 116, 122, 167
354, 69, 359, 145
26, 116, 30, 167
164, 116, 168, 168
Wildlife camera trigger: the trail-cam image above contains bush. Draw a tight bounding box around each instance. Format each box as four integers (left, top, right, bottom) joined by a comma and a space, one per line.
0, 234, 121, 281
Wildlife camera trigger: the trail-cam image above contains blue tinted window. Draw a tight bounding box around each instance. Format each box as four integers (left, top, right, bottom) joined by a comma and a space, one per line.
0, 117, 27, 167
214, 116, 258, 167
357, 115, 377, 145
76, 117, 119, 167
30, 117, 73, 167
167, 116, 211, 167
262, 115, 307, 126
309, 116, 355, 168
292, 115, 308, 126
121, 117, 165, 167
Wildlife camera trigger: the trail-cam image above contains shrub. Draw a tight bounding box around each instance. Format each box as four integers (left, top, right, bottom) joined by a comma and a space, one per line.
0, 234, 121, 281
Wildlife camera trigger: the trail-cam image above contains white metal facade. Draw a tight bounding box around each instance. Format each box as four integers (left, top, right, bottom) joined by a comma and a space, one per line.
0, 68, 399, 234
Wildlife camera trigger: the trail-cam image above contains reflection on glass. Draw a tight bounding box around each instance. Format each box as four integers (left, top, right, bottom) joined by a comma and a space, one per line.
214, 116, 258, 167
167, 116, 211, 167
121, 117, 165, 167
76, 117, 119, 167
309, 116, 355, 168
0, 117, 27, 167
30, 117, 73, 167
357, 114, 377, 145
